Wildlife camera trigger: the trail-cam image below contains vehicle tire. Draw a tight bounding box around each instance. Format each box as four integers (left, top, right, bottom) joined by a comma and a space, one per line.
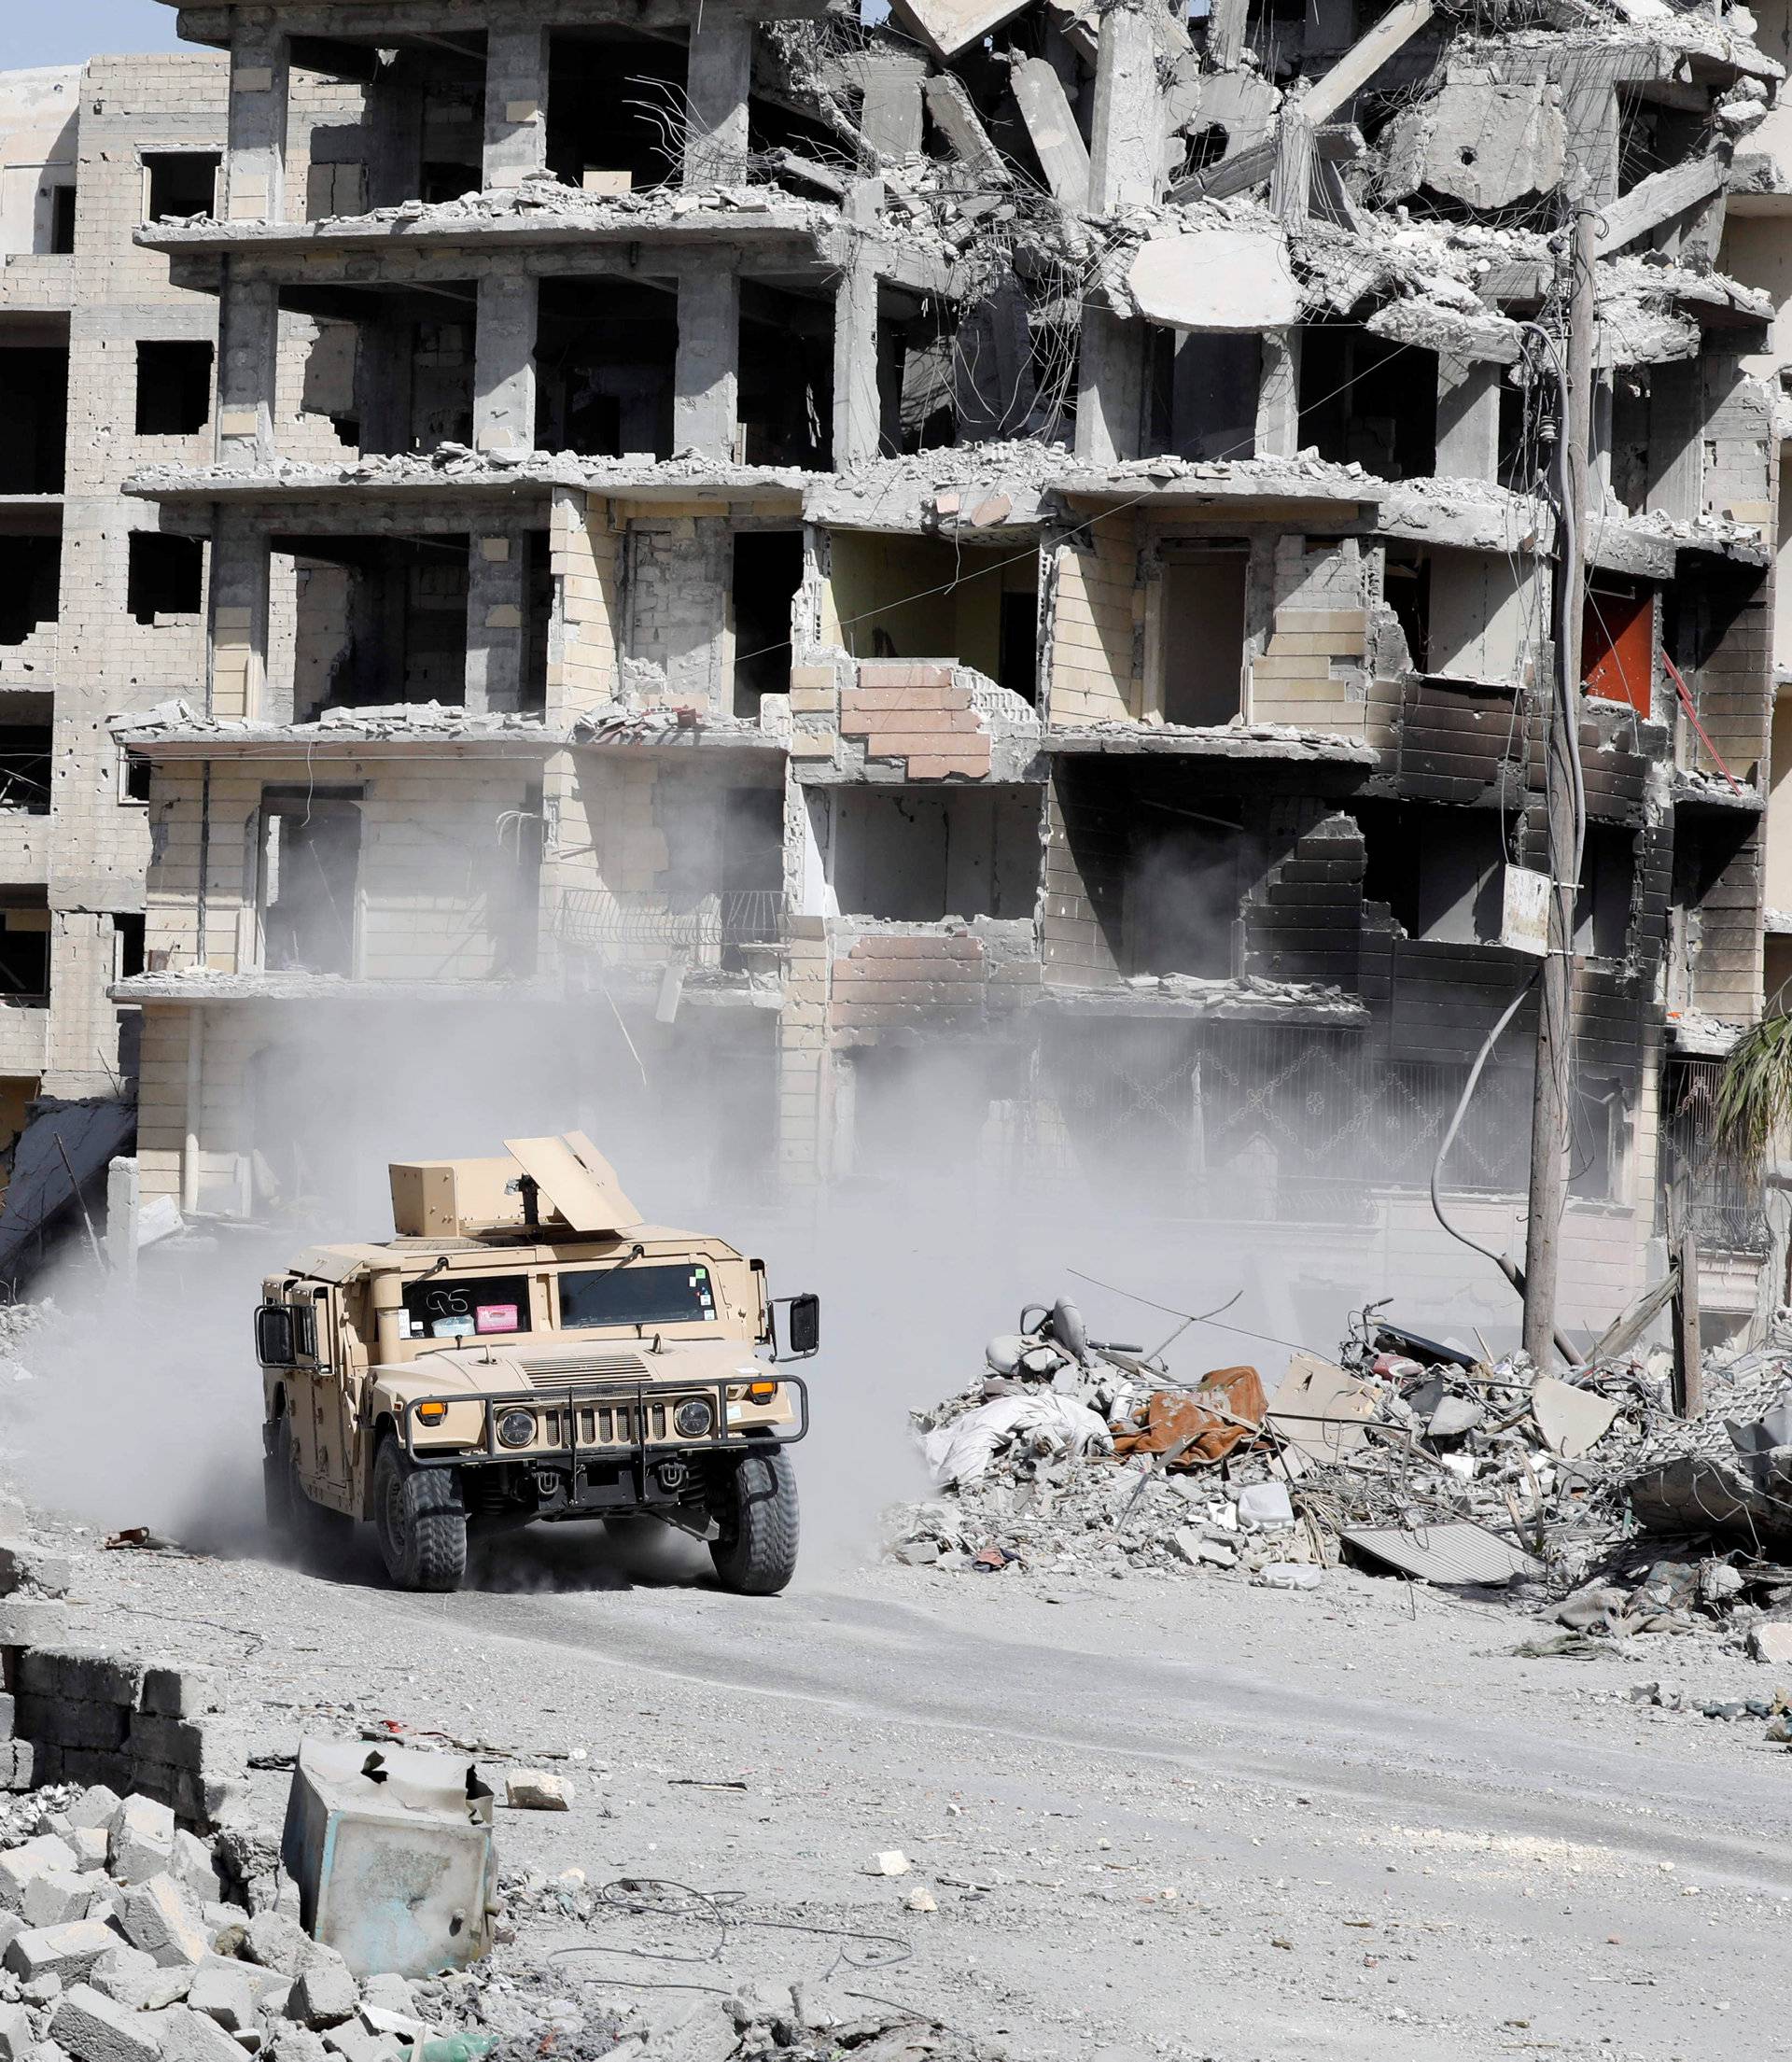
264, 1414, 298, 1541
373, 1438, 468, 1592
708, 1447, 799, 1595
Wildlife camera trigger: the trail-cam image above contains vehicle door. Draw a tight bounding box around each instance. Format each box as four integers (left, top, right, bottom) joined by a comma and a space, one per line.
288, 1285, 351, 1494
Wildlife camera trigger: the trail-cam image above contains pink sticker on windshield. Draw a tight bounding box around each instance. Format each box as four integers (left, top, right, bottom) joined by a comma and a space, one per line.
475, 1304, 519, 1334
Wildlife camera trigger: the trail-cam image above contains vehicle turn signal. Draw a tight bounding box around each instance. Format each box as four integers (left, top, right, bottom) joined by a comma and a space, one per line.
415, 1402, 448, 1425
748, 1381, 777, 1402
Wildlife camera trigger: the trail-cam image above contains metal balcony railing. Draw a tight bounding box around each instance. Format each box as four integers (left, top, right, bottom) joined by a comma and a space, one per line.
554, 889, 789, 952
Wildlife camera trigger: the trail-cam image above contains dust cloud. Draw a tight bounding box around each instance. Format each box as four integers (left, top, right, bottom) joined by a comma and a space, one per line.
0, 994, 1534, 1586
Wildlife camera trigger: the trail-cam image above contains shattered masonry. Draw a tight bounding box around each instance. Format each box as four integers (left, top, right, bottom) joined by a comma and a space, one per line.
2, 0, 1790, 1321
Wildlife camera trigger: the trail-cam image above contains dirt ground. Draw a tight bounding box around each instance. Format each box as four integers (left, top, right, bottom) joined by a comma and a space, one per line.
34, 1504, 1792, 2062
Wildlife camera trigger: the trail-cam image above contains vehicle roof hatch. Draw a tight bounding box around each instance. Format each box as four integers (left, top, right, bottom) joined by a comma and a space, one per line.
503, 1131, 642, 1235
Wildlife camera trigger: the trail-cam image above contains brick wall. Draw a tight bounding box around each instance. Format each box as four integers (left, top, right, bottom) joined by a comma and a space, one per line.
839, 662, 993, 779
1045, 514, 1140, 724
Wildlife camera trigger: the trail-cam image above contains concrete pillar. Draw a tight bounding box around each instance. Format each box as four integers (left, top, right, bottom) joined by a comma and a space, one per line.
1254, 330, 1301, 459
674, 267, 741, 456
683, 15, 752, 186
473, 273, 538, 454
1075, 1, 1158, 465
860, 54, 926, 161
483, 26, 548, 189
1435, 356, 1502, 481
224, 16, 288, 222
466, 533, 526, 714
105, 1157, 139, 1289
207, 521, 273, 722
216, 268, 280, 462
833, 181, 882, 469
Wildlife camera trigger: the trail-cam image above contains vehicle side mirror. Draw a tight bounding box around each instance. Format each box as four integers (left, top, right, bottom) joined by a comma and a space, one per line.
255, 1303, 296, 1368
784, 1293, 819, 1359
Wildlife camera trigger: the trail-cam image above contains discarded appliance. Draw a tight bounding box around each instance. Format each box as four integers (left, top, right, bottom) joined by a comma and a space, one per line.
281, 1738, 496, 1977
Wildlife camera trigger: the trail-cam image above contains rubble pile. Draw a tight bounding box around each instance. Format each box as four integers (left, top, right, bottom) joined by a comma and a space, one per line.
887, 1297, 1792, 1642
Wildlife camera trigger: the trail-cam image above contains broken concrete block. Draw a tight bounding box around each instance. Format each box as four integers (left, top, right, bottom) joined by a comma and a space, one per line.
71, 1831, 109, 1874
148, 2006, 248, 2062
23, 1873, 94, 1929
0, 2001, 28, 2062
266, 2032, 329, 2062
185, 1962, 257, 2035
285, 1959, 357, 2031
318, 2024, 400, 2062
109, 1799, 177, 1887
140, 1670, 215, 1721
1382, 75, 1566, 210
4, 1919, 119, 1985
0, 1838, 69, 1911
354, 1979, 412, 2019
169, 1835, 220, 1909
0, 1539, 73, 1597
356, 2006, 425, 2045
91, 1945, 191, 2013
243, 1915, 312, 1980
502, 1770, 568, 1811
119, 1878, 208, 1969
1750, 1621, 1792, 1664
0, 1600, 68, 1646
51, 1984, 166, 2062
67, 1788, 124, 1834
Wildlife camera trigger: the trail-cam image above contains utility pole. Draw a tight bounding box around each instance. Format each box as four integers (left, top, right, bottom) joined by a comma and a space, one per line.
1522, 185, 1598, 1368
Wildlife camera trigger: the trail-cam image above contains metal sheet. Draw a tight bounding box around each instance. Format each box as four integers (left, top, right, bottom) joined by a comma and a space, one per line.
1341, 1522, 1543, 1586
503, 1132, 640, 1234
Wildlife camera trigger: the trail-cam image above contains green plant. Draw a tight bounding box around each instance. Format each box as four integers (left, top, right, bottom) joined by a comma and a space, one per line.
1715, 1006, 1792, 1172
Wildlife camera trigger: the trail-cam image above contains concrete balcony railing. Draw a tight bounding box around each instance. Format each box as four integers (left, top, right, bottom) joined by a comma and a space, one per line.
0, 1003, 49, 1076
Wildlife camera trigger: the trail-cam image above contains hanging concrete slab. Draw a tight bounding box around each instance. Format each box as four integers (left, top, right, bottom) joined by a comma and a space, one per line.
891, 0, 1030, 64
1127, 228, 1298, 331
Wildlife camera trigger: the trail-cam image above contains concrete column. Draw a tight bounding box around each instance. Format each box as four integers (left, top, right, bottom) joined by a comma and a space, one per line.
207, 521, 273, 722
859, 54, 927, 161
1254, 330, 1301, 459
833, 181, 882, 469
1435, 356, 1502, 482
483, 26, 548, 189
473, 273, 538, 454
105, 1157, 139, 1289
683, 15, 752, 186
216, 268, 280, 463
466, 533, 526, 714
1075, 1, 1158, 465
674, 267, 741, 456
224, 16, 288, 222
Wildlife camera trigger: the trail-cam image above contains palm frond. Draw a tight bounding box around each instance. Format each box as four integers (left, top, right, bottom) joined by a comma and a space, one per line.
1715, 1009, 1792, 1172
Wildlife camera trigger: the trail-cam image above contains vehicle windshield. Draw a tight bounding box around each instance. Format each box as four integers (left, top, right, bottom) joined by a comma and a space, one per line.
401, 1272, 531, 1340
558, 1261, 717, 1329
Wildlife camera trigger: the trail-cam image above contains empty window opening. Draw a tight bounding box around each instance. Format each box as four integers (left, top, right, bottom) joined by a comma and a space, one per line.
523, 529, 553, 715
258, 789, 362, 975
1583, 578, 1653, 714
826, 786, 1040, 921
1382, 547, 1429, 671
144, 153, 219, 223
113, 913, 146, 981
1159, 545, 1247, 724
892, 302, 958, 455
1298, 328, 1436, 481
289, 39, 483, 210
745, 79, 837, 166
120, 749, 152, 804
1663, 556, 1768, 779
1574, 823, 1634, 961
49, 188, 76, 255
1358, 803, 1507, 946
998, 584, 1038, 705
827, 530, 1039, 674
844, 1041, 1014, 1183
731, 531, 804, 715
1180, 124, 1228, 177
0, 537, 60, 647
281, 533, 469, 717
134, 340, 214, 436
547, 31, 685, 193
0, 900, 50, 1001
1165, 330, 1258, 463
0, 728, 53, 815
536, 278, 676, 459
1569, 1073, 1627, 1203
1617, 91, 1704, 201
0, 348, 68, 495
738, 280, 833, 468
126, 534, 203, 623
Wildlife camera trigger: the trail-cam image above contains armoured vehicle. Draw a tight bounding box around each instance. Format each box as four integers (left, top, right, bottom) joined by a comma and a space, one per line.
255, 1134, 817, 1593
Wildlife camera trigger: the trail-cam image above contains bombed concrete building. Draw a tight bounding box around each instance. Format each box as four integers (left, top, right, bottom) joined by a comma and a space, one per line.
100, 0, 1785, 1334
0, 53, 227, 1248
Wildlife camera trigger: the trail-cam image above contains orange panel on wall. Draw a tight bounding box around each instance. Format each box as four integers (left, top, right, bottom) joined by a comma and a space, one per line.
1582, 582, 1653, 714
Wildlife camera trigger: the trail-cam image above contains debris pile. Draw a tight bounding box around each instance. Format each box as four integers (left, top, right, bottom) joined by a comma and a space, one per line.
888, 1296, 1792, 1634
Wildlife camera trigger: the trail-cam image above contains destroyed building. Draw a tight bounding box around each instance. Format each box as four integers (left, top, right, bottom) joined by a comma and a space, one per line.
0, 53, 228, 1251
74, 0, 1788, 1334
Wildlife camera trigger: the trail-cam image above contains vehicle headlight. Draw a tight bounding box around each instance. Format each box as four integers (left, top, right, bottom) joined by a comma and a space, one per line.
496, 1409, 537, 1449
674, 1397, 715, 1438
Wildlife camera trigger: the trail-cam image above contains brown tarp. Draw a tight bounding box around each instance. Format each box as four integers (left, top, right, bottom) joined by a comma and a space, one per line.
1111, 1366, 1267, 1468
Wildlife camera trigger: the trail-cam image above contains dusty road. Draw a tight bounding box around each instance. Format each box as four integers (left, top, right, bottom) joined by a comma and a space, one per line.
43, 1514, 1792, 2062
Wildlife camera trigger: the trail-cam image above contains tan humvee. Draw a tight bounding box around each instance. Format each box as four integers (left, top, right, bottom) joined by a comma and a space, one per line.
255, 1134, 817, 1593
